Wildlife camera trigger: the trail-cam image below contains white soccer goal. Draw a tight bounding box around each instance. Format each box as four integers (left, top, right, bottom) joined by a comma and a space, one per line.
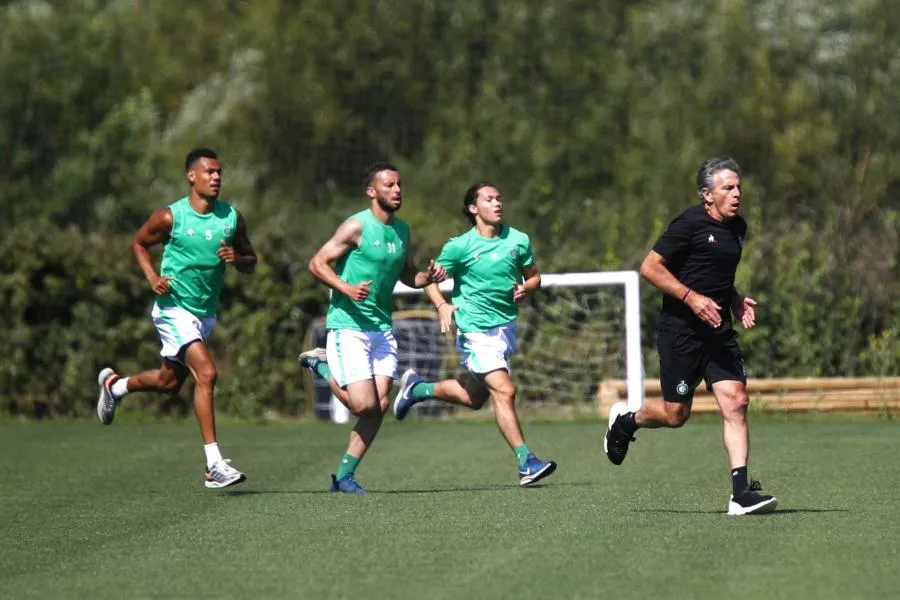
391, 271, 645, 415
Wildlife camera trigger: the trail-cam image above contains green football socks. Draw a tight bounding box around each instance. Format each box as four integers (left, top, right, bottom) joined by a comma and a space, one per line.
335, 454, 359, 480
313, 360, 331, 380
410, 382, 435, 400
514, 444, 531, 468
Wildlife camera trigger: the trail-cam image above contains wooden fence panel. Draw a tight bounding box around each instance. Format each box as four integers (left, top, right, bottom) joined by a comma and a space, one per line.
597, 378, 900, 418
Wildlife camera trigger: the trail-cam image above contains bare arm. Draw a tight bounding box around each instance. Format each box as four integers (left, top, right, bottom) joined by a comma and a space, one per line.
639, 251, 691, 301
132, 208, 174, 295
423, 282, 456, 334
398, 232, 448, 289
308, 218, 369, 301
640, 250, 722, 328
730, 286, 758, 329
217, 211, 257, 274
513, 264, 541, 302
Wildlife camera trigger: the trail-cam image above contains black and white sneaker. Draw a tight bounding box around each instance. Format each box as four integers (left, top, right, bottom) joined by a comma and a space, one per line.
96, 367, 120, 425
603, 401, 635, 465
727, 480, 777, 515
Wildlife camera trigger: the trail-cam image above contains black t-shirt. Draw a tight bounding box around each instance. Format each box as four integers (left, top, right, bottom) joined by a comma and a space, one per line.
652, 203, 747, 335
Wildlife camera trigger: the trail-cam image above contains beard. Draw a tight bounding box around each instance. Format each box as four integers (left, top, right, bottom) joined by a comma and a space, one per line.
377, 196, 399, 213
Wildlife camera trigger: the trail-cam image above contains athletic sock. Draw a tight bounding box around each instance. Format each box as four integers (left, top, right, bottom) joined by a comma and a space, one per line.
336, 454, 360, 480
313, 361, 331, 380
204, 443, 224, 469
514, 444, 531, 468
619, 412, 639, 436
731, 466, 749, 497
110, 377, 129, 400
410, 381, 435, 400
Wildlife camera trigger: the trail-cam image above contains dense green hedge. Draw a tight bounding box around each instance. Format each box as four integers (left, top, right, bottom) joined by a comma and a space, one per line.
2, 0, 899, 417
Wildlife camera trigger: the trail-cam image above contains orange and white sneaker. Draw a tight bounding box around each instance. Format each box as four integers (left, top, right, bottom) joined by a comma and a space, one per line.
205, 459, 247, 489
96, 367, 120, 425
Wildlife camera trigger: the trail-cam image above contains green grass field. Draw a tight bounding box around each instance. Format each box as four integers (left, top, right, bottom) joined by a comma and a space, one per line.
1, 415, 898, 599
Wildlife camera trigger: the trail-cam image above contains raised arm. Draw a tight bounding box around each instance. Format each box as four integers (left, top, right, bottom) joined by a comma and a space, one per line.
217, 211, 257, 274
132, 208, 174, 295
308, 218, 368, 301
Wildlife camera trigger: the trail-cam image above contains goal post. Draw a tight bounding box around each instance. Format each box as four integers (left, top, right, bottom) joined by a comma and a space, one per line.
392, 270, 645, 414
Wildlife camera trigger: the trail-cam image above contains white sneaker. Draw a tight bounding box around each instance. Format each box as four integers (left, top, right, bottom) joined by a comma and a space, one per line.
204, 459, 247, 489
96, 367, 119, 425
298, 348, 327, 374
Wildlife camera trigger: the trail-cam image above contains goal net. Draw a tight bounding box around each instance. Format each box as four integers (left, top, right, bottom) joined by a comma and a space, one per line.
303, 271, 644, 421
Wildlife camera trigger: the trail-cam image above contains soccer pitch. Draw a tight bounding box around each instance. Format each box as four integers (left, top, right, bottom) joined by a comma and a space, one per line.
1, 417, 897, 599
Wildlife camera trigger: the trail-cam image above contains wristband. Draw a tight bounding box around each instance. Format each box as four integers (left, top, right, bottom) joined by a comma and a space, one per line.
681, 288, 692, 302
436, 302, 448, 310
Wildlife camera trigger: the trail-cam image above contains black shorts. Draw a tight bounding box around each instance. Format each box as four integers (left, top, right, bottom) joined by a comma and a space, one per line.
657, 328, 746, 403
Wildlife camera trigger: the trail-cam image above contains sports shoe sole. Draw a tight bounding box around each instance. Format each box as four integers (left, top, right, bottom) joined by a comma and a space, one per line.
298, 348, 327, 369
96, 367, 117, 425
603, 400, 629, 458
727, 496, 778, 515
392, 368, 416, 420
519, 461, 558, 487
204, 472, 247, 489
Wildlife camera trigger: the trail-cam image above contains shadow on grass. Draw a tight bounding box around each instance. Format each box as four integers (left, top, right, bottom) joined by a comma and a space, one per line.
633, 508, 848, 515
207, 481, 599, 496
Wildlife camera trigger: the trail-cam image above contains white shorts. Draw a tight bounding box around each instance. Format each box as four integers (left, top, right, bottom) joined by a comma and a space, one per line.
456, 322, 517, 375
326, 329, 398, 387
151, 304, 216, 364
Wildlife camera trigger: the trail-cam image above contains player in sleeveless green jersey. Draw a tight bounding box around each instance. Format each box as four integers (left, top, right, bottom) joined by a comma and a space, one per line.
392, 182, 557, 487
95, 148, 257, 489
298, 162, 447, 493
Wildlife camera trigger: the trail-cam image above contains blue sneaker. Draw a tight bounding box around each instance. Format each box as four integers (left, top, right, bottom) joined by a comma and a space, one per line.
392, 368, 423, 421
330, 473, 366, 494
518, 454, 557, 487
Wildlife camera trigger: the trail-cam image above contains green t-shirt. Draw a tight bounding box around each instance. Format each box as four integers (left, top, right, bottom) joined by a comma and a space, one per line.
436, 225, 535, 333
325, 209, 409, 332
155, 197, 237, 318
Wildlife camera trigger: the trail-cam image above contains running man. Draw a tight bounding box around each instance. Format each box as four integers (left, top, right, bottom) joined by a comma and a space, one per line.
96, 147, 256, 489
604, 156, 777, 515
298, 162, 446, 494
391, 182, 557, 487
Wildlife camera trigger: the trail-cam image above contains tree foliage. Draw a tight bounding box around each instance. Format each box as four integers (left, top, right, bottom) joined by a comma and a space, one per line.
2, 0, 899, 416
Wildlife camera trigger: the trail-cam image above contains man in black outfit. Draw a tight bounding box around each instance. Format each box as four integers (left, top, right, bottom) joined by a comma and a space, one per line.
605, 156, 777, 516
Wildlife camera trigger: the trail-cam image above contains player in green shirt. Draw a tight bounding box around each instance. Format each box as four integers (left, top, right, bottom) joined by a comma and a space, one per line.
95, 148, 257, 489
299, 162, 446, 493
392, 182, 557, 487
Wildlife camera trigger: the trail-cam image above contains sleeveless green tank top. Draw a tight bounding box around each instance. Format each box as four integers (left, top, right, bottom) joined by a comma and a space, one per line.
325, 209, 409, 331
154, 197, 238, 317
